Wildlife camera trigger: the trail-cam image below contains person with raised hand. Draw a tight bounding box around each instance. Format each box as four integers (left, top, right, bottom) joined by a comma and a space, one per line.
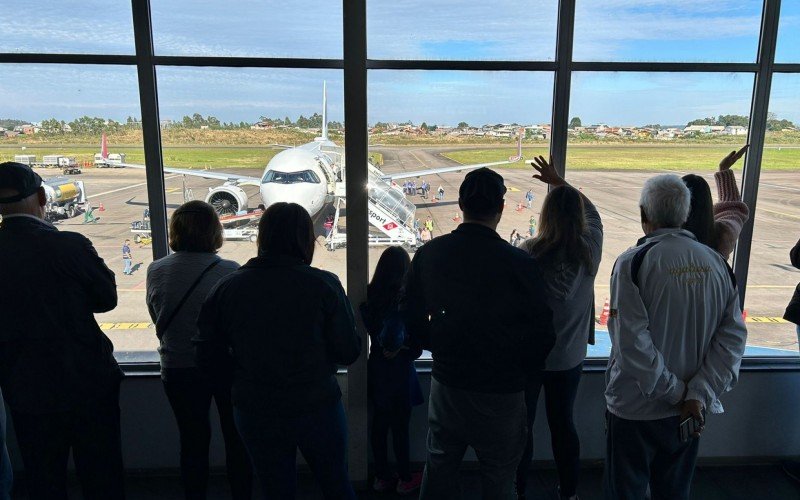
682, 145, 750, 260
515, 156, 602, 500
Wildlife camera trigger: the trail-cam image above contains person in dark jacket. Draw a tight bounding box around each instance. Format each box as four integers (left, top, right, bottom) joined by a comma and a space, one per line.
404, 168, 556, 500
784, 237, 800, 337
147, 201, 252, 500
360, 246, 424, 495
0, 162, 124, 500
517, 157, 603, 500
195, 202, 361, 500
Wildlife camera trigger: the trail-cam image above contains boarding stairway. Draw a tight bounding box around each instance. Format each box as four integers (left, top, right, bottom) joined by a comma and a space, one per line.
327, 166, 418, 250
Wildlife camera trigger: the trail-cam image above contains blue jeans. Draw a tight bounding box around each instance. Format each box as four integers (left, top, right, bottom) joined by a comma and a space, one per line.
234, 400, 355, 500
603, 412, 699, 500
123, 258, 132, 275
0, 389, 12, 500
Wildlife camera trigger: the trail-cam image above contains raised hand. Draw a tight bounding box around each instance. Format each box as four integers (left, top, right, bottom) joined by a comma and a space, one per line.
531, 155, 565, 186
719, 144, 749, 171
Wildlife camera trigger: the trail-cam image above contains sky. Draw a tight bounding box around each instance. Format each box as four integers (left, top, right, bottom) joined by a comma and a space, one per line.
0, 0, 798, 126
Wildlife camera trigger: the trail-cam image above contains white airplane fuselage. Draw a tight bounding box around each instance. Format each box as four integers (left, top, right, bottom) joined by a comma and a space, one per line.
257, 139, 341, 218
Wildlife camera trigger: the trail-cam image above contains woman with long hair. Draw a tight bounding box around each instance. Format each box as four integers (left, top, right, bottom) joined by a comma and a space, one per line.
146, 200, 252, 500
682, 145, 750, 259
195, 202, 361, 499
515, 157, 603, 500
360, 246, 424, 495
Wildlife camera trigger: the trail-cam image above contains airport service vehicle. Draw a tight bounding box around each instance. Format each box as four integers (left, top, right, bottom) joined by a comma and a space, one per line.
94, 134, 126, 167
111, 83, 523, 250
14, 154, 82, 175
14, 155, 36, 166
43, 177, 87, 220
131, 208, 263, 244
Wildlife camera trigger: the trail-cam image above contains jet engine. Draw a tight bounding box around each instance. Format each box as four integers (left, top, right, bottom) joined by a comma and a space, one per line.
206, 185, 249, 216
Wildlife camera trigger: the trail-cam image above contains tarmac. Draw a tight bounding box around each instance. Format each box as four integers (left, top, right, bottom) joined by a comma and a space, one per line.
34, 146, 800, 360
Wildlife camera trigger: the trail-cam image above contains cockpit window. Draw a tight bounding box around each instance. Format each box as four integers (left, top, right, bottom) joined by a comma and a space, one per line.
262, 169, 321, 184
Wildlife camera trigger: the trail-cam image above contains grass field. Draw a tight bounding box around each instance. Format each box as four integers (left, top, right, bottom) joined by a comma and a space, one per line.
2, 144, 797, 171
445, 145, 800, 171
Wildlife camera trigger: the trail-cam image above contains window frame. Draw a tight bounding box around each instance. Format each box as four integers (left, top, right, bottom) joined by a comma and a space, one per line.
1, 0, 796, 484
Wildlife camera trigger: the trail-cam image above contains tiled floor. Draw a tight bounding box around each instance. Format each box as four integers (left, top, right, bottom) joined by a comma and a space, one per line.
9, 464, 800, 499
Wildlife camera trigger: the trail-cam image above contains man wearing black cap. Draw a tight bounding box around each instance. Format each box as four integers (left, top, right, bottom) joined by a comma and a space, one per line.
403, 168, 555, 499
0, 162, 125, 499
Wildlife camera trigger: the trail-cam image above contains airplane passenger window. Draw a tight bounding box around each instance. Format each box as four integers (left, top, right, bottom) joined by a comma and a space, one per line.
564, 71, 788, 357
776, 1, 800, 63
573, 0, 763, 63
367, 70, 554, 359
0, 64, 151, 362
747, 74, 800, 356
367, 0, 558, 61
0, 1, 135, 54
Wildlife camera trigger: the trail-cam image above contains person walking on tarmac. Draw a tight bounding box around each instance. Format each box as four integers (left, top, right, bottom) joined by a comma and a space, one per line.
529, 215, 537, 236
122, 239, 133, 275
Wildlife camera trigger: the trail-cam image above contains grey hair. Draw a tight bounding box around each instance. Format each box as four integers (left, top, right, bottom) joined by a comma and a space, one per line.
639, 174, 691, 228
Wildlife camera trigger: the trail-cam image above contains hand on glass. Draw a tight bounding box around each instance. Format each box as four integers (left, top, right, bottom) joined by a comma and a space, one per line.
680, 399, 705, 438
531, 155, 565, 187
719, 145, 749, 171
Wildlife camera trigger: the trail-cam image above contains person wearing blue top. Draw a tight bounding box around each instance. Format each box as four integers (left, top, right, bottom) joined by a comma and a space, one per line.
360, 246, 424, 495
122, 239, 132, 275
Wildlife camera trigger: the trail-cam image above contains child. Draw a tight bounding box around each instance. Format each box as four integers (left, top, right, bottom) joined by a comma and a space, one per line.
359, 247, 424, 495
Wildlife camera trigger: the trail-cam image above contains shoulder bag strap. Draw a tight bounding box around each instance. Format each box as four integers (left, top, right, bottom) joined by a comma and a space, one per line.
157, 259, 221, 337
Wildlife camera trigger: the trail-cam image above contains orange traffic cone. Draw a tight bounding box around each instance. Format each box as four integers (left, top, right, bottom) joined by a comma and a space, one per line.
598, 298, 610, 326
98, 202, 105, 212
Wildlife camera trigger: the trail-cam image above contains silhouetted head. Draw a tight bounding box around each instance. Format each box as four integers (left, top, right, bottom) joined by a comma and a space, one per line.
458, 168, 506, 225
681, 174, 716, 249
169, 200, 223, 253
257, 202, 315, 264
522, 185, 591, 268
0, 162, 46, 218
639, 174, 691, 233
368, 246, 411, 309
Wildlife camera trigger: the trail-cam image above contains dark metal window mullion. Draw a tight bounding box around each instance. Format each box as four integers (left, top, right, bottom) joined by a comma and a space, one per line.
734, 0, 782, 307
131, 0, 169, 260
343, 0, 369, 486
551, 0, 576, 180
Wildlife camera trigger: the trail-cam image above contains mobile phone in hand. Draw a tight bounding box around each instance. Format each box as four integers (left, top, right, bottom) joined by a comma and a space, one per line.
679, 409, 706, 442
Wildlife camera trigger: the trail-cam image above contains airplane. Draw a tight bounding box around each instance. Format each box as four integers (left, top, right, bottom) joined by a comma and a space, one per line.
103, 83, 524, 245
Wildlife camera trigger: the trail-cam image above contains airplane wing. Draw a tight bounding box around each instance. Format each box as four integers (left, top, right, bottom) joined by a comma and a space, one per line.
114, 162, 262, 186
379, 159, 518, 182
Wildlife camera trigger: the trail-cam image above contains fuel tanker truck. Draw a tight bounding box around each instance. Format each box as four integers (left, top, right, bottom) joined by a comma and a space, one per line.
42, 177, 88, 220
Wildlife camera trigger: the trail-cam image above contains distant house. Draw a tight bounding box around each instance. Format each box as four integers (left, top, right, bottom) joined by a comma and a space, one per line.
723, 125, 748, 136
4, 131, 20, 138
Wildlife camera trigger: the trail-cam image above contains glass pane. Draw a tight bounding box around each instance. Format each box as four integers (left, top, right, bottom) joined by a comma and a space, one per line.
776, 0, 800, 62
565, 72, 763, 356
155, 67, 347, 283
747, 74, 800, 356
0, 64, 149, 361
367, 0, 558, 60
573, 0, 763, 62
151, 0, 342, 58
368, 70, 554, 359
0, 1, 135, 54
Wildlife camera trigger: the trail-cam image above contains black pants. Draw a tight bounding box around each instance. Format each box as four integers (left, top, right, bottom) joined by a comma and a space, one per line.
603, 413, 700, 500
162, 368, 252, 500
371, 405, 413, 481
516, 364, 582, 497
11, 381, 125, 500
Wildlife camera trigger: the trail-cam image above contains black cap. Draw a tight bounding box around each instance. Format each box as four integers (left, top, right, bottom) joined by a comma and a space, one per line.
0, 162, 43, 204
459, 167, 507, 215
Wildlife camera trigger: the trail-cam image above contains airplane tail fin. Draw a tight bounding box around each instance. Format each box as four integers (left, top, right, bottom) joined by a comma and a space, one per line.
321, 81, 328, 141
100, 133, 109, 159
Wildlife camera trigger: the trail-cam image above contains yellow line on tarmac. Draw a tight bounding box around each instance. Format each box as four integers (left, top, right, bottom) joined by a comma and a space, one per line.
99, 322, 154, 330
746, 317, 789, 324
759, 208, 800, 220
409, 151, 427, 168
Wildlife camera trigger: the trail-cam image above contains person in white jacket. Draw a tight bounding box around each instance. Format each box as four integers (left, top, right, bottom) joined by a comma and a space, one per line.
603, 174, 747, 500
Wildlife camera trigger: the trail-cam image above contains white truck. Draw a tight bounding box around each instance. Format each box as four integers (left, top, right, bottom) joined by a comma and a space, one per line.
13, 155, 36, 166
39, 155, 82, 175
94, 153, 126, 168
